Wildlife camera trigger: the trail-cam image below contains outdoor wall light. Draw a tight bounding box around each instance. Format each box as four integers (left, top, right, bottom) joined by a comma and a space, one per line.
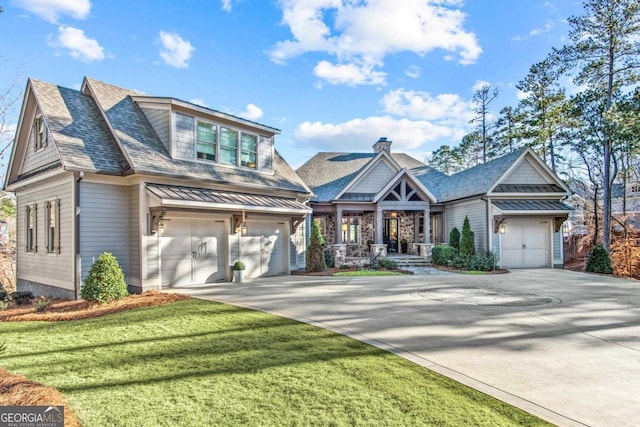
241, 210, 248, 236
158, 221, 165, 237
498, 223, 507, 234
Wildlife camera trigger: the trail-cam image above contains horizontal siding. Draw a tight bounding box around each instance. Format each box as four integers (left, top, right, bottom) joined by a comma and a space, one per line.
444, 198, 487, 252
79, 182, 129, 282
16, 176, 74, 291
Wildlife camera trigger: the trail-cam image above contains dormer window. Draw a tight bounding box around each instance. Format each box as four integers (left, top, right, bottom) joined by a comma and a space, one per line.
172, 111, 274, 173
241, 134, 257, 169
196, 122, 216, 161
220, 127, 238, 165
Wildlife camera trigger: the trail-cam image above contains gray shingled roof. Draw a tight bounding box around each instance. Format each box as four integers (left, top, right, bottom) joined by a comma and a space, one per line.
296, 152, 427, 202
30, 78, 129, 175
414, 148, 527, 202
81, 77, 310, 194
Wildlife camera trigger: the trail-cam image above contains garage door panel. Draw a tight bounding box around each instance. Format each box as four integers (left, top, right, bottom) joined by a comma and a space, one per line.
162, 219, 225, 286
501, 219, 550, 269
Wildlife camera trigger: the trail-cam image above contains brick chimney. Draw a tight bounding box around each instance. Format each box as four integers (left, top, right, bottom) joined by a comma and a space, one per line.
373, 137, 392, 154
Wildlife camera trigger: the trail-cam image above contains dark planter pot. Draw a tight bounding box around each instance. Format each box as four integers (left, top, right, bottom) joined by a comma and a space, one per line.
400, 242, 408, 254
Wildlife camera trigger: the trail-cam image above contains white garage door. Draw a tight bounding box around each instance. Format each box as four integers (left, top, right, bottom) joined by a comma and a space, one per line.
161, 219, 226, 286
501, 219, 550, 268
240, 221, 286, 278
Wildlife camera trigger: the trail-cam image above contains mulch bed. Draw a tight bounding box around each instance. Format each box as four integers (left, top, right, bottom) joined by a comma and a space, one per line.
0, 369, 81, 427
0, 290, 190, 322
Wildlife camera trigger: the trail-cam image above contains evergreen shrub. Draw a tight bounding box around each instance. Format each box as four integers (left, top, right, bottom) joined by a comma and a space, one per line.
585, 244, 613, 274
81, 252, 129, 303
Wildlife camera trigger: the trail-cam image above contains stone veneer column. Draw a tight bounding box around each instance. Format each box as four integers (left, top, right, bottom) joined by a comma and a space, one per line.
332, 244, 347, 266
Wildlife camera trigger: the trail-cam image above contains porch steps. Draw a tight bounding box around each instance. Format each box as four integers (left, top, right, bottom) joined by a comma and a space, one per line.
387, 254, 431, 268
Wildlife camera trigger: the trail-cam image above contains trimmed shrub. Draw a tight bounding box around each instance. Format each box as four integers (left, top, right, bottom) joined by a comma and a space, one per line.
469, 251, 496, 271
378, 257, 398, 270
324, 249, 335, 269
35, 296, 53, 312
81, 252, 129, 303
431, 245, 458, 266
448, 227, 461, 250
306, 219, 327, 272
585, 244, 613, 274
232, 261, 246, 271
0, 283, 6, 301
10, 291, 34, 305
460, 216, 475, 256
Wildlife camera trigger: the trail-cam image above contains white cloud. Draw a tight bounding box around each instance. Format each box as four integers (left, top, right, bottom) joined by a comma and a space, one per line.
13, 0, 91, 23
269, 0, 481, 86
295, 116, 464, 154
382, 89, 475, 125
405, 65, 421, 79
472, 80, 491, 92
189, 98, 209, 108
313, 60, 386, 86
529, 21, 554, 36
158, 31, 194, 68
48, 26, 105, 62
221, 0, 238, 12
239, 104, 264, 120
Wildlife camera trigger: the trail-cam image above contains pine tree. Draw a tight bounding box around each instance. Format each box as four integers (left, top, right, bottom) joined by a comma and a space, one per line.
460, 216, 475, 256
306, 219, 326, 272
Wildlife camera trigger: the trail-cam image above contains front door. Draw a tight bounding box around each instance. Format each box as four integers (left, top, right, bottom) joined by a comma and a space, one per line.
383, 218, 398, 253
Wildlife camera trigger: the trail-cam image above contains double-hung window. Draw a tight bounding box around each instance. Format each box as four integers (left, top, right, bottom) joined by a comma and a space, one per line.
219, 127, 238, 165
45, 200, 60, 254
26, 204, 36, 253
196, 122, 217, 161
241, 134, 257, 168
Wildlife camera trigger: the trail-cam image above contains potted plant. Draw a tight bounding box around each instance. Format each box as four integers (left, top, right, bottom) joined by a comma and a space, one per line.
400, 239, 408, 254
232, 261, 246, 282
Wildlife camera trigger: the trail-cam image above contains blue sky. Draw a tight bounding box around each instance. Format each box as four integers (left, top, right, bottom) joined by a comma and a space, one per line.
0, 0, 584, 168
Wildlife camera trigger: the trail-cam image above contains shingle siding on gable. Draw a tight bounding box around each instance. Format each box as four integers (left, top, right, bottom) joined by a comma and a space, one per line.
444, 198, 487, 252
503, 158, 548, 185
174, 112, 195, 159
21, 130, 60, 176
350, 161, 395, 193
141, 108, 171, 152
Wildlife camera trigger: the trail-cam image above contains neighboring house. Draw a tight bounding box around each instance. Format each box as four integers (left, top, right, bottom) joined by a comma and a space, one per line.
296, 138, 572, 269
4, 77, 312, 299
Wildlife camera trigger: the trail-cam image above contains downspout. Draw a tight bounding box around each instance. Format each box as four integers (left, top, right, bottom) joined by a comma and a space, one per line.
73, 172, 83, 299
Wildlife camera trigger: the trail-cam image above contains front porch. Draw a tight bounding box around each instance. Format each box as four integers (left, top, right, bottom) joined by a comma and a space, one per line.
330, 242, 435, 268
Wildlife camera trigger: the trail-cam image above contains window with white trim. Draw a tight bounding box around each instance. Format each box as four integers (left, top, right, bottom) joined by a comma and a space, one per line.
241, 133, 257, 168
219, 127, 238, 165
45, 199, 60, 254
196, 121, 217, 161
26, 204, 36, 253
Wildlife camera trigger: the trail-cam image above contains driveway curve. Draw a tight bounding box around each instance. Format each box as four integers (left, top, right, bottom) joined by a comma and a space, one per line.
171, 269, 640, 427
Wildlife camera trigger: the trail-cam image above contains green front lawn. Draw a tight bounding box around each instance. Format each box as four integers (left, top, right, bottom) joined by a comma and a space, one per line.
0, 299, 550, 426
333, 270, 405, 276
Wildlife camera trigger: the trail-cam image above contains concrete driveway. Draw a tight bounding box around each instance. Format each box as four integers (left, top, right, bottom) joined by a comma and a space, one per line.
170, 269, 640, 427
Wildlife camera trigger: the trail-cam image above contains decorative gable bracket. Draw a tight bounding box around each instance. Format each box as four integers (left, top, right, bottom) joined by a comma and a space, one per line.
150, 210, 167, 235
291, 215, 305, 232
